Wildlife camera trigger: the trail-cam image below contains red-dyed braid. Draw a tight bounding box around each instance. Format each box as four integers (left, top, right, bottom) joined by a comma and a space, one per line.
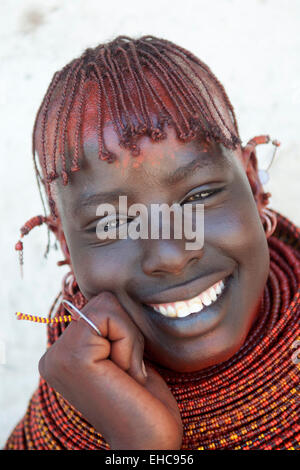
32, 35, 243, 220
6, 211, 300, 450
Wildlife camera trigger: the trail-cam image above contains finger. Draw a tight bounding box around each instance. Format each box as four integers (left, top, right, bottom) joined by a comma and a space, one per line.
59, 313, 112, 360
79, 292, 128, 340
75, 292, 147, 380
107, 322, 145, 381
126, 336, 147, 386
109, 333, 134, 372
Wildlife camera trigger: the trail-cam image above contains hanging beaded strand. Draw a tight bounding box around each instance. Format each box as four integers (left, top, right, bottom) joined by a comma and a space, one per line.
15, 215, 48, 278
16, 312, 72, 324
15, 240, 24, 278
14, 214, 74, 324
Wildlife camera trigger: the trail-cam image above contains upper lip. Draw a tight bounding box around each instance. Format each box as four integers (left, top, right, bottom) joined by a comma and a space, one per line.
142, 271, 232, 305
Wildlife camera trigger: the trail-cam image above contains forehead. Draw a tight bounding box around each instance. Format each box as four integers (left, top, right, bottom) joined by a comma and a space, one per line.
82, 118, 229, 175
52, 120, 239, 221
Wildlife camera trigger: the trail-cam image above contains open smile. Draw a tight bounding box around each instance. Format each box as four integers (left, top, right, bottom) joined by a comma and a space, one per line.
141, 273, 234, 338
147, 278, 226, 318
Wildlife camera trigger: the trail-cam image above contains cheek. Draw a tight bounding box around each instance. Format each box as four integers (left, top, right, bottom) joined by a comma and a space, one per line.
205, 186, 270, 294
206, 182, 268, 260
202, 187, 270, 352
70, 244, 132, 299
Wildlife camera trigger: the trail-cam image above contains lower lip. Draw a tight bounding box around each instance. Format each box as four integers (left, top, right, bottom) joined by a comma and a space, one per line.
142, 274, 233, 339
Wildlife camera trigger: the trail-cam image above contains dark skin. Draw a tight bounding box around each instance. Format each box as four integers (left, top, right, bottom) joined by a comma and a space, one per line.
37, 83, 270, 449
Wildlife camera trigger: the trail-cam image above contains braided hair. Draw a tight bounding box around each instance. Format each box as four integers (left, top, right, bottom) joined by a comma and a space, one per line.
32, 35, 242, 221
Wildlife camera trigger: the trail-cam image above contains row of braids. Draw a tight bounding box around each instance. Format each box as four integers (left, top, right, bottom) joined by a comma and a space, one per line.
32, 35, 242, 224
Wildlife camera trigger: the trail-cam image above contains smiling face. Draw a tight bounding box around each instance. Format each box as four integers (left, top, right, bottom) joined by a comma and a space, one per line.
50, 114, 270, 372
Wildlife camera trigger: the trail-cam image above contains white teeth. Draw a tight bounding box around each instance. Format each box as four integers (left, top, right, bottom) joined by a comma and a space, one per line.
166, 305, 176, 317
188, 302, 203, 314
201, 292, 212, 306
209, 287, 217, 301
187, 298, 203, 313
149, 278, 227, 318
159, 306, 167, 315
176, 302, 190, 317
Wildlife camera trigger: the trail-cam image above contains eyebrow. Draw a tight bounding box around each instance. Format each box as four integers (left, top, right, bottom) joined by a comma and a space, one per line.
162, 154, 218, 185
73, 152, 224, 216
73, 190, 125, 217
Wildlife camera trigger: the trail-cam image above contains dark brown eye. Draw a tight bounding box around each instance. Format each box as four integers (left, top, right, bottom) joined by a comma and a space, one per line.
85, 215, 129, 234
184, 189, 219, 203
103, 218, 128, 232
97, 215, 129, 233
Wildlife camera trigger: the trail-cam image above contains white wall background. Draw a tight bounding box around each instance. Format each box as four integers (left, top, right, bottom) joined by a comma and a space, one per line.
0, 0, 299, 448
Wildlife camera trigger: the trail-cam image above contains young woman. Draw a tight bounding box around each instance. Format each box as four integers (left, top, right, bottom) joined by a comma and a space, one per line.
5, 35, 299, 450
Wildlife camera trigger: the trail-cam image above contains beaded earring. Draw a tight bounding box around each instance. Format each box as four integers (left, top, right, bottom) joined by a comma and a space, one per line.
257, 138, 280, 238
15, 215, 48, 278
257, 138, 280, 185
242, 135, 280, 183
15, 211, 72, 278
14, 215, 76, 325
242, 135, 280, 239
260, 207, 278, 238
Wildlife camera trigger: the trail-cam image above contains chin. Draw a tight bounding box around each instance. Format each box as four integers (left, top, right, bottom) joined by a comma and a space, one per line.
145, 325, 251, 373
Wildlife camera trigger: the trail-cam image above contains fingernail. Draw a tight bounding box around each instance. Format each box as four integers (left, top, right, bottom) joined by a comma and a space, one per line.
142, 360, 147, 377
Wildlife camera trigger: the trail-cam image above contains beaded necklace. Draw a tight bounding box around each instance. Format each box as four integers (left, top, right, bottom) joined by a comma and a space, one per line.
5, 211, 300, 450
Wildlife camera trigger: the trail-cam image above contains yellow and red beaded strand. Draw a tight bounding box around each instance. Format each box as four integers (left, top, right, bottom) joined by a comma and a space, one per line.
16, 312, 72, 324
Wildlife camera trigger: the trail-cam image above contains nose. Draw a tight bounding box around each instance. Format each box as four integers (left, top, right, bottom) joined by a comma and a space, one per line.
141, 238, 203, 276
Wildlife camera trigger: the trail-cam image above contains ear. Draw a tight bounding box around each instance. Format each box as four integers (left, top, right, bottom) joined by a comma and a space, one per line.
241, 136, 271, 212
